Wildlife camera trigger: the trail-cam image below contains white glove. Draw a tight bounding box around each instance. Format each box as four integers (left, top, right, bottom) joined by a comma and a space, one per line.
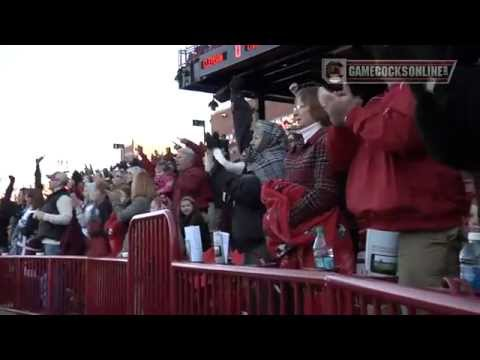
34, 210, 46, 221
212, 148, 228, 167
213, 148, 245, 175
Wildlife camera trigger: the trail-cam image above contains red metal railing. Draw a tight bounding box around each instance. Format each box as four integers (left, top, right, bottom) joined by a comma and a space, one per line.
0, 256, 86, 314
322, 272, 480, 315
0, 257, 17, 310
3, 207, 480, 315
127, 209, 178, 315
18, 257, 49, 314
85, 258, 128, 315
171, 262, 480, 315
49, 257, 86, 314
0, 256, 127, 315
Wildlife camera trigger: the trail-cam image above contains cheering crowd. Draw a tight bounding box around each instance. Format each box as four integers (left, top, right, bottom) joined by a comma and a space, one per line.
1, 45, 479, 292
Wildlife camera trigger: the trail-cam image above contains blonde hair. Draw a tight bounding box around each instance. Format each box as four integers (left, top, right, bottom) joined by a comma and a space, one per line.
131, 171, 155, 199
95, 179, 109, 194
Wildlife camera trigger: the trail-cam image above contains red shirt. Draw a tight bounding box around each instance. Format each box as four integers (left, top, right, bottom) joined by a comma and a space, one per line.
327, 84, 469, 232
173, 166, 213, 213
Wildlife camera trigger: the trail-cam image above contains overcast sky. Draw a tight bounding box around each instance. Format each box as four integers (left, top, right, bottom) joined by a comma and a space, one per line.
0, 45, 224, 192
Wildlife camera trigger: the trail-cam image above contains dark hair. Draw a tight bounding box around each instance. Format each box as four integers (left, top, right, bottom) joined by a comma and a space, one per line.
156, 160, 176, 173
326, 62, 343, 77
72, 170, 83, 185
129, 158, 143, 168
27, 189, 44, 210
180, 196, 196, 207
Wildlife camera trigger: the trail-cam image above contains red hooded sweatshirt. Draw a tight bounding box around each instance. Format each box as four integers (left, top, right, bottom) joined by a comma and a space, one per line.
327, 84, 468, 232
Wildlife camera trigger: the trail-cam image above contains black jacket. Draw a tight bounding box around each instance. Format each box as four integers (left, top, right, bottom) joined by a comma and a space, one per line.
414, 64, 480, 172
228, 174, 265, 252
97, 196, 113, 226
180, 211, 211, 252
0, 202, 18, 248
210, 163, 265, 252
231, 93, 253, 155
20, 213, 39, 238
36, 189, 71, 241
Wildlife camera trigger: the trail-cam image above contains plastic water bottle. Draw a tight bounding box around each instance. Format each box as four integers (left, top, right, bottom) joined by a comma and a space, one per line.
459, 231, 480, 293
356, 251, 367, 276
312, 226, 334, 271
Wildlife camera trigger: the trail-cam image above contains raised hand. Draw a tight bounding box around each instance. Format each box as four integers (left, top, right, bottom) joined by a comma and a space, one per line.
8, 175, 15, 182
178, 138, 192, 146
317, 84, 363, 127
36, 156, 45, 165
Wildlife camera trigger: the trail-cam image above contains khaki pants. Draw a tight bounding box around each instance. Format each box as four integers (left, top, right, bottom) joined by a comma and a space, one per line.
397, 227, 462, 289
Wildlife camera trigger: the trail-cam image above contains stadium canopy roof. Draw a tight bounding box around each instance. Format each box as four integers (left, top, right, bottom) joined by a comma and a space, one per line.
176, 45, 352, 104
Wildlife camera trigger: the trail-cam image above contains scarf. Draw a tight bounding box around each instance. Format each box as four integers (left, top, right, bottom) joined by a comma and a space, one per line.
245, 120, 288, 183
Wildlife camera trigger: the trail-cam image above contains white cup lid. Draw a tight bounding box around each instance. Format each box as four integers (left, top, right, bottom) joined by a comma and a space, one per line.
468, 232, 480, 241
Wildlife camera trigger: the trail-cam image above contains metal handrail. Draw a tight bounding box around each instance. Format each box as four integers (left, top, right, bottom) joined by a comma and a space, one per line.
171, 261, 480, 315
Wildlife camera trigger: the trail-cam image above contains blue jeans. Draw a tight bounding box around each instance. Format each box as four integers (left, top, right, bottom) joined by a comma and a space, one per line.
44, 244, 61, 256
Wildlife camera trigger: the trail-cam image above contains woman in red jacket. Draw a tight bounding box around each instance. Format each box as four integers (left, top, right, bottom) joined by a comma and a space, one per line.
322, 83, 469, 288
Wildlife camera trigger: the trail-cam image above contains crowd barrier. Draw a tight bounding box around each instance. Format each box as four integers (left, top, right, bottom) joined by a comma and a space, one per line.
127, 210, 178, 315
171, 262, 480, 315
1, 209, 480, 315
0, 256, 127, 315
85, 258, 128, 315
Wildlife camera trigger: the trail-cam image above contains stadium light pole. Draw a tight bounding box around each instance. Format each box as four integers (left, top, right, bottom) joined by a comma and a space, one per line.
113, 143, 125, 162
192, 119, 206, 141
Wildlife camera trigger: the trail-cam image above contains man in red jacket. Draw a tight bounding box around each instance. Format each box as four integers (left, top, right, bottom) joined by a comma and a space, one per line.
173, 146, 213, 220
322, 83, 469, 289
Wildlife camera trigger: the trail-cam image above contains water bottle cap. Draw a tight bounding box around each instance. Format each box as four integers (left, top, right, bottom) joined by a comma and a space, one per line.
468, 232, 480, 242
